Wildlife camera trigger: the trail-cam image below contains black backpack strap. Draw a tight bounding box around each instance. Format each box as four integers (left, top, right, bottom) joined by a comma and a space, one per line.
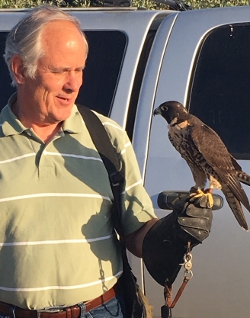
77, 104, 124, 236
77, 105, 145, 318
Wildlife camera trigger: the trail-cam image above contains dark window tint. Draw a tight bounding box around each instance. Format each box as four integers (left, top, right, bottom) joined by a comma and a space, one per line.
77, 31, 127, 115
0, 31, 127, 116
189, 23, 250, 159
0, 33, 15, 109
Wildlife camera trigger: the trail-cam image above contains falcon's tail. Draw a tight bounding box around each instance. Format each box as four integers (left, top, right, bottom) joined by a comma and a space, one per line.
231, 156, 250, 186
222, 186, 249, 231
236, 170, 250, 186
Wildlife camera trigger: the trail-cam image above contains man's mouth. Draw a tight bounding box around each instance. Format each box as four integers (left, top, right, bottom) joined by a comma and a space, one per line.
58, 96, 69, 101
56, 96, 75, 105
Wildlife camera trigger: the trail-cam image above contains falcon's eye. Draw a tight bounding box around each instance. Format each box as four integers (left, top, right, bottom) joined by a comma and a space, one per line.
161, 106, 168, 112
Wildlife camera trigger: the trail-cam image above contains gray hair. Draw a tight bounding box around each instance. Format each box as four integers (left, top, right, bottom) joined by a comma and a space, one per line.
4, 5, 88, 87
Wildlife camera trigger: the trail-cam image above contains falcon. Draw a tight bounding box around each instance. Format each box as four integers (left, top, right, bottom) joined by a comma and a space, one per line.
154, 100, 250, 230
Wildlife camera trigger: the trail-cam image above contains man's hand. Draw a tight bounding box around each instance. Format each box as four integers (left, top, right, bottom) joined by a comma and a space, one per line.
142, 192, 213, 286
174, 193, 213, 244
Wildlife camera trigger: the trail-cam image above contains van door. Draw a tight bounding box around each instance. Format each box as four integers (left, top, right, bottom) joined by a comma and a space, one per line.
134, 6, 250, 318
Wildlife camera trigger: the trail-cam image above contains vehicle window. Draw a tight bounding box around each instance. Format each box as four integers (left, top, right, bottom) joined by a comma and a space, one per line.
78, 30, 127, 115
0, 33, 15, 109
0, 30, 127, 116
189, 23, 250, 159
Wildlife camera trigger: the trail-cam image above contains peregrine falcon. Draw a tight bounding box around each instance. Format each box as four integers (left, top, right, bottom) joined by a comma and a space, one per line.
154, 101, 250, 230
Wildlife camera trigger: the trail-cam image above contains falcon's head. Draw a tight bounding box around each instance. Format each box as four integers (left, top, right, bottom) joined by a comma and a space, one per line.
154, 101, 190, 125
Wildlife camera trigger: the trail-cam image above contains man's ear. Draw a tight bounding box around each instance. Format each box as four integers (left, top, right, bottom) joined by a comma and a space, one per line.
11, 55, 26, 84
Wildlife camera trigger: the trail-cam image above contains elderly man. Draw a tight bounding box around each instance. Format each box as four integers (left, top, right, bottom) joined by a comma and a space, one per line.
0, 5, 212, 318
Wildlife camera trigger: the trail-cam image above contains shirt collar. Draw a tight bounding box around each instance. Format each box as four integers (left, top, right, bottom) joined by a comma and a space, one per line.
1, 93, 26, 136
62, 104, 83, 134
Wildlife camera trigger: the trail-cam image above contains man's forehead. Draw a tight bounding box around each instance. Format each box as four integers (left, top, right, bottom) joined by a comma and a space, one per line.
41, 22, 86, 52
42, 20, 83, 44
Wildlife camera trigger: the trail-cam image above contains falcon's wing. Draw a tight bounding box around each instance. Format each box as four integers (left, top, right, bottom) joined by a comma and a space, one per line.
169, 126, 207, 188
190, 119, 250, 211
190, 120, 232, 168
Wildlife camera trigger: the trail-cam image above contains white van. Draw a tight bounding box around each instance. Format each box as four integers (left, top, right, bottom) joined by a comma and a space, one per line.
1, 5, 250, 317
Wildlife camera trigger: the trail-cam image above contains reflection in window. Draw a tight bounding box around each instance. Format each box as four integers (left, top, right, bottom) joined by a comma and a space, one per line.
189, 23, 250, 159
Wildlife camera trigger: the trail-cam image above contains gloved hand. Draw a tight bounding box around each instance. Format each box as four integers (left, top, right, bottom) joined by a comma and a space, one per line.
142, 192, 213, 286
174, 193, 213, 244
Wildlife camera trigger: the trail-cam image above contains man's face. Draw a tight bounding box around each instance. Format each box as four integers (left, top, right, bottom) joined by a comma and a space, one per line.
17, 20, 87, 125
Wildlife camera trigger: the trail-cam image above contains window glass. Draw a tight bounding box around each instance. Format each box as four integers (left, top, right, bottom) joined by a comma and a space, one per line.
77, 30, 127, 115
0, 30, 127, 116
0, 32, 15, 109
189, 23, 250, 159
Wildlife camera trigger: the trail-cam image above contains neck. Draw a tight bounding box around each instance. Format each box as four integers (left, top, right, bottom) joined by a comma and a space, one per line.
176, 113, 191, 125
31, 123, 62, 143
12, 101, 62, 143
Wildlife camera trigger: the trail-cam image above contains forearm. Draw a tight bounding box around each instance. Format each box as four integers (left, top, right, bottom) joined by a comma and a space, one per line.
124, 218, 158, 258
142, 213, 187, 286
142, 194, 213, 286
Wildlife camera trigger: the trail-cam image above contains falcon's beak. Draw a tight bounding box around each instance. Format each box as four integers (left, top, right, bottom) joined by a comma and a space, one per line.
153, 107, 161, 116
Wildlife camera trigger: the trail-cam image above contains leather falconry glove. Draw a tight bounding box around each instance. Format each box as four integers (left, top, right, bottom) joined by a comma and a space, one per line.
142, 193, 213, 286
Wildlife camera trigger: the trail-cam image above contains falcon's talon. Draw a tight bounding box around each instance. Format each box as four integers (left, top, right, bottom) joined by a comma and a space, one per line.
205, 192, 214, 208
189, 190, 213, 208
189, 187, 202, 196
189, 188, 205, 200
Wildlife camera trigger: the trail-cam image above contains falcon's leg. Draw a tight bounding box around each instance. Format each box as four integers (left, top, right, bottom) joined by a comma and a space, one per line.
203, 187, 214, 208
203, 175, 222, 208
189, 186, 205, 197
189, 166, 206, 196
188, 165, 214, 206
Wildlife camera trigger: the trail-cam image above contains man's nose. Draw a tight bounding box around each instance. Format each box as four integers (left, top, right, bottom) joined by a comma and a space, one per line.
64, 71, 82, 92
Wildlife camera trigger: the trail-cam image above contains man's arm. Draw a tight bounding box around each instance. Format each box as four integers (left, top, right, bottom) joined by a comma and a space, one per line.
124, 194, 213, 286
124, 218, 158, 258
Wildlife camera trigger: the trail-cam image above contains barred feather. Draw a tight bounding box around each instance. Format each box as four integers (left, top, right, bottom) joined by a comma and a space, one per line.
236, 171, 250, 186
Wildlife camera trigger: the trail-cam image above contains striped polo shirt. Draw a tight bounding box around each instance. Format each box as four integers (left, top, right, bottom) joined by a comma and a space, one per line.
0, 94, 156, 309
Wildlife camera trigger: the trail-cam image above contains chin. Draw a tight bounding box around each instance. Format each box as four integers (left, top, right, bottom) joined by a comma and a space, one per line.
55, 105, 74, 121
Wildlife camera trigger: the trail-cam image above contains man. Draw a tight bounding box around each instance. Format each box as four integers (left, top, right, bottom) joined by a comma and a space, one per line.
0, 5, 212, 318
